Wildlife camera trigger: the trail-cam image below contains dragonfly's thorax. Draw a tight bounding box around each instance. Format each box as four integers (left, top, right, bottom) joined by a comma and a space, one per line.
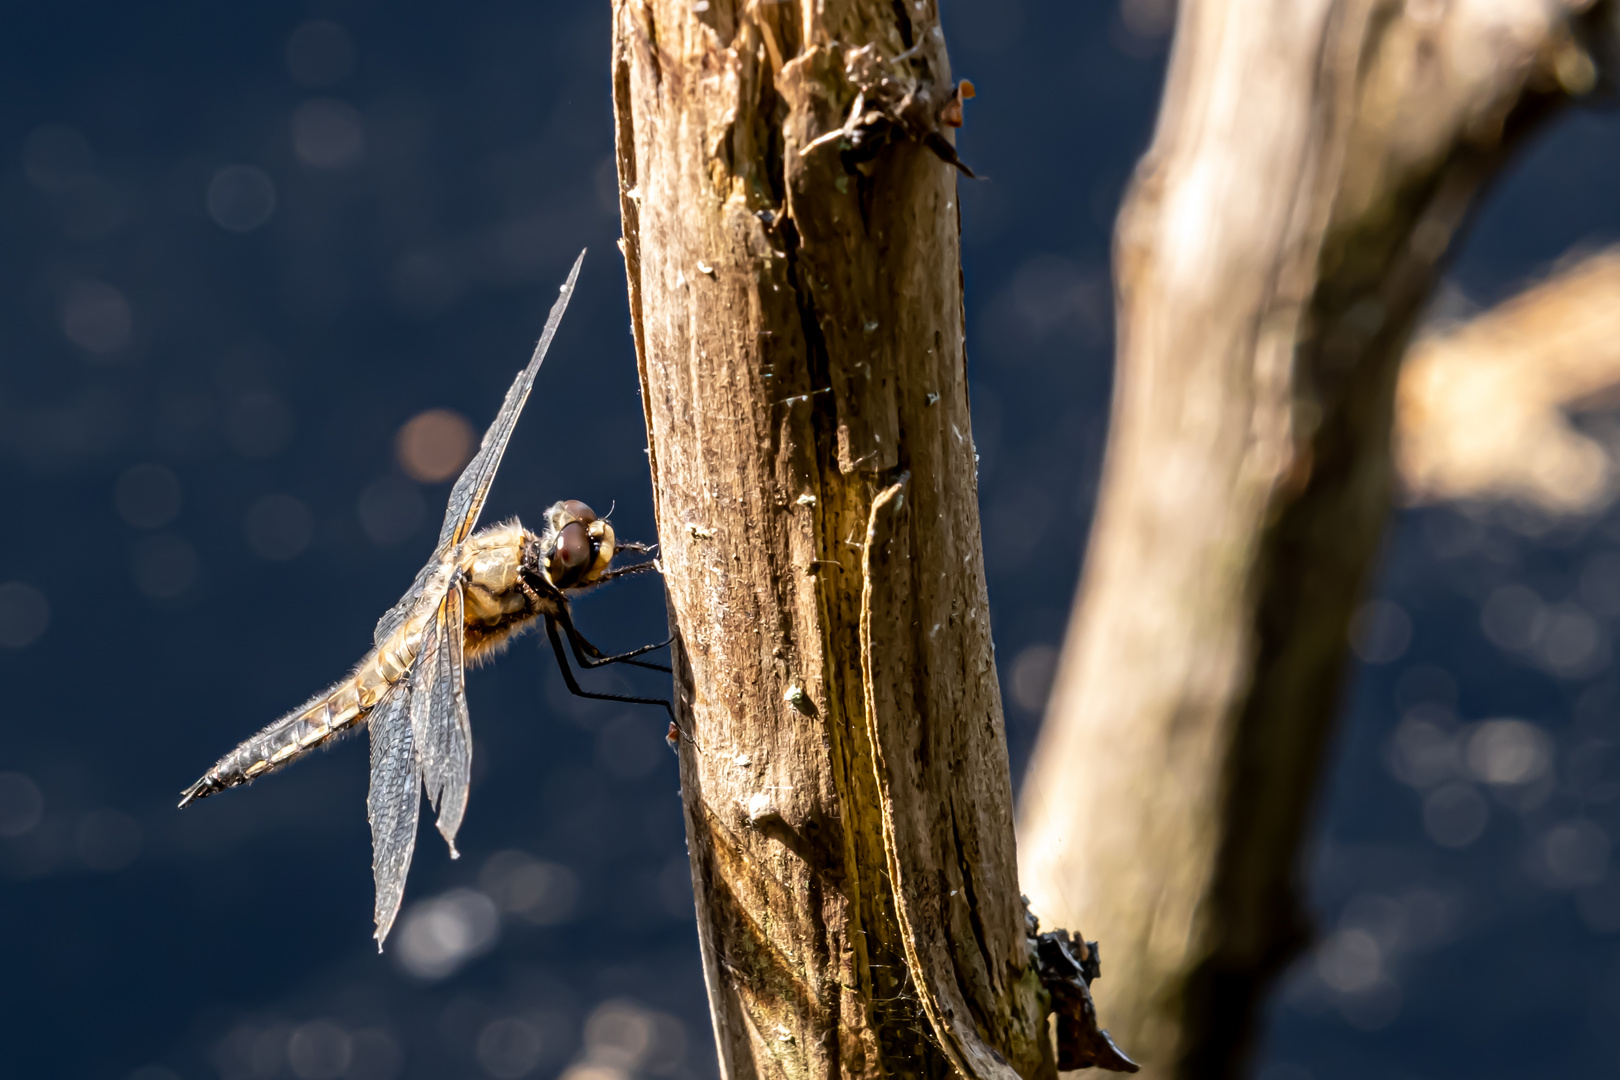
459, 523, 533, 628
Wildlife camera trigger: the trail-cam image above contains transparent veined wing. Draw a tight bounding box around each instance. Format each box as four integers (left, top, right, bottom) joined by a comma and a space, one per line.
374, 558, 440, 646
434, 248, 585, 552
374, 247, 585, 646
412, 583, 471, 856
368, 680, 421, 948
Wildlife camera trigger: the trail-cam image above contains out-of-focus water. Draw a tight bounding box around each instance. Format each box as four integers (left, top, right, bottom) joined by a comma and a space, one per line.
1, 3, 1616, 1079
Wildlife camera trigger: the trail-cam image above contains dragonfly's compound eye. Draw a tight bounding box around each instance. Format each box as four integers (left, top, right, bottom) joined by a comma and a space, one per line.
561, 499, 597, 525
550, 521, 594, 586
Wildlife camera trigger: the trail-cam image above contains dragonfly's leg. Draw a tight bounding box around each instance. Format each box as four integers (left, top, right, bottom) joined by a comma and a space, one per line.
557, 606, 673, 672
545, 616, 676, 727
596, 559, 660, 584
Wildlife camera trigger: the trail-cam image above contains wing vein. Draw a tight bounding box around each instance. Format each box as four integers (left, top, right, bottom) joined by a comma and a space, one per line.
368, 681, 420, 948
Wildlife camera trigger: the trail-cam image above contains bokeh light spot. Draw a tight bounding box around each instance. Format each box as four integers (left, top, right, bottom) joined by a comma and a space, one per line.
132, 534, 200, 599
476, 1017, 543, 1079
291, 99, 365, 171
577, 1000, 685, 1076
388, 252, 467, 317
479, 851, 579, 926
0, 773, 45, 837
287, 1021, 351, 1080
1120, 0, 1176, 38
1576, 877, 1620, 934
1385, 708, 1460, 789
1338, 979, 1401, 1031
358, 476, 425, 546
1010, 642, 1059, 713
658, 855, 694, 919
1466, 719, 1551, 786
1580, 549, 1620, 617
76, 809, 142, 872
0, 583, 50, 648
1348, 600, 1411, 664
126, 1067, 183, 1080
394, 888, 500, 980
1423, 782, 1488, 848
23, 125, 93, 191
1315, 928, 1381, 994
1536, 604, 1604, 677
244, 494, 315, 561
1540, 820, 1610, 888
396, 409, 474, 483
225, 392, 295, 459
584, 1001, 653, 1070
60, 280, 133, 355
598, 714, 666, 780
207, 166, 277, 232
61, 175, 127, 240
116, 463, 183, 529
1255, 1066, 1313, 1080
345, 1030, 404, 1080
286, 21, 355, 88
1481, 584, 1541, 651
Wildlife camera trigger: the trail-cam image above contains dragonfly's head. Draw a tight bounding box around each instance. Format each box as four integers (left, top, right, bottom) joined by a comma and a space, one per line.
540, 499, 616, 589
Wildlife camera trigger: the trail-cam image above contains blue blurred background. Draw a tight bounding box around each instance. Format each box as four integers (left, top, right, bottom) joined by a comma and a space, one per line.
1, 3, 1617, 1078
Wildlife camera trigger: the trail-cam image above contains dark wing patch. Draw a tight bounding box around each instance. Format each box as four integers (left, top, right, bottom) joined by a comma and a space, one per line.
412, 584, 472, 857
368, 681, 421, 949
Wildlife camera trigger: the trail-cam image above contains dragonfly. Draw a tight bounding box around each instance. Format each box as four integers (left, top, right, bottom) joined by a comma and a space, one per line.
178, 250, 674, 946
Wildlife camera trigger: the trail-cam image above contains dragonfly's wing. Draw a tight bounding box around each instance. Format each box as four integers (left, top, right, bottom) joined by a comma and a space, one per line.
433, 249, 585, 553
374, 558, 441, 646
375, 249, 583, 646
368, 680, 421, 948
411, 582, 472, 857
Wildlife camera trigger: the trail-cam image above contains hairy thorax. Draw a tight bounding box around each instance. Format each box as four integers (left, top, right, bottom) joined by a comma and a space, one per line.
458, 523, 548, 662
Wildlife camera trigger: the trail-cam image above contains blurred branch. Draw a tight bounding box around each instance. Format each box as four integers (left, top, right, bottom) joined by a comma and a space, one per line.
609, 2, 1120, 1079
1017, 1, 1618, 1078
1398, 246, 1620, 514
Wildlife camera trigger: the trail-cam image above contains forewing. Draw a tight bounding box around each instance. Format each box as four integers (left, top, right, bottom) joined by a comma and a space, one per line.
434, 249, 584, 553
375, 250, 582, 645
375, 558, 440, 646
367, 681, 421, 949
411, 583, 472, 857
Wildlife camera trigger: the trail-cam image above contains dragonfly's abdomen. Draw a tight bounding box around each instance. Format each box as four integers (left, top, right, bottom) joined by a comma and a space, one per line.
179, 637, 418, 806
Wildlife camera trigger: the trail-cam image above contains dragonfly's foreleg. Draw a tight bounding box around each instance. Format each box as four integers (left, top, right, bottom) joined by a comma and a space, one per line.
544, 616, 697, 754
556, 605, 672, 673
595, 558, 659, 584
544, 615, 676, 725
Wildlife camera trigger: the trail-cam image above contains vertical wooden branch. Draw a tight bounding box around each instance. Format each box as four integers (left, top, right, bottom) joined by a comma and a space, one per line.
1017, 2, 1617, 1078
609, 3, 1108, 1079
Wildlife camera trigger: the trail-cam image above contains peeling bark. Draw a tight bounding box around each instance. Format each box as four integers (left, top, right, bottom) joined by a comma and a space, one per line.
608, 3, 1123, 1079
1017, 2, 1618, 1078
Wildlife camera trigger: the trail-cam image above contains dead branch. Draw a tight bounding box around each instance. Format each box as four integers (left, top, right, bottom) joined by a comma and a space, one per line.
1398, 245, 1620, 513
1017, 2, 1618, 1078
609, 2, 1132, 1078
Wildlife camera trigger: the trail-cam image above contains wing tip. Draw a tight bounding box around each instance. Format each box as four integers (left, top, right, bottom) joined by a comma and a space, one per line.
558, 249, 586, 299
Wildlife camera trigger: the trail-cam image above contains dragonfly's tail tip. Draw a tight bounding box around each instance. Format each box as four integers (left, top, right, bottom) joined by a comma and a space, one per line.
177, 774, 225, 808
